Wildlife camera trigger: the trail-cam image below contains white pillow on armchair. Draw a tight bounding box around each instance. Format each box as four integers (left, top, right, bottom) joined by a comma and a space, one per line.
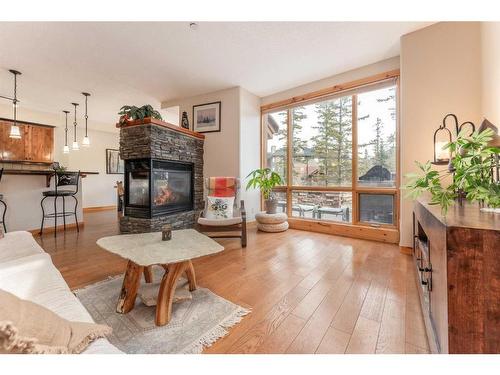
205, 196, 235, 220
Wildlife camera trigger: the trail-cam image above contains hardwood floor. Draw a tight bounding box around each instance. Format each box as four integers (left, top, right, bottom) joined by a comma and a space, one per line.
35, 210, 430, 354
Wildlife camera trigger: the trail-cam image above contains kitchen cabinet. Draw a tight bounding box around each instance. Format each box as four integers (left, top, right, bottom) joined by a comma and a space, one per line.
0, 119, 54, 164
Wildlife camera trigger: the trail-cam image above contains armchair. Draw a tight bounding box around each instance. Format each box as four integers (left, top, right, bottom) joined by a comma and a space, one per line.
196, 177, 247, 247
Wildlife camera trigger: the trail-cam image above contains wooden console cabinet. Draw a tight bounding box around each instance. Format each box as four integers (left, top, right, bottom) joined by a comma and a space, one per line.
413, 198, 500, 353
0, 118, 54, 163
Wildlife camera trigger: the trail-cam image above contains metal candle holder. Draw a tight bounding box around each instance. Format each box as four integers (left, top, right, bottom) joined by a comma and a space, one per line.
432, 113, 475, 165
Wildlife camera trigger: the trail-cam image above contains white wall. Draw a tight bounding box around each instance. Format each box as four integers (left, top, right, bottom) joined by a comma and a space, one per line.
66, 129, 120, 208
160, 106, 180, 126
400, 22, 482, 247
239, 87, 262, 220
481, 22, 500, 126
162, 87, 241, 178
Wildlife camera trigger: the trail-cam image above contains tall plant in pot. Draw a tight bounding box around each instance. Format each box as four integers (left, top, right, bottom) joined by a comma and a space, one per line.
246, 168, 283, 214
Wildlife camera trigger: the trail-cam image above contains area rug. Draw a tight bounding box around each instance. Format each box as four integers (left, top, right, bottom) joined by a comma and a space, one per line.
74, 269, 250, 354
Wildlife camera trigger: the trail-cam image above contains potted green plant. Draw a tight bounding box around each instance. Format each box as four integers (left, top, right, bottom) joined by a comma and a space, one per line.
246, 168, 283, 214
118, 105, 163, 125
405, 128, 500, 215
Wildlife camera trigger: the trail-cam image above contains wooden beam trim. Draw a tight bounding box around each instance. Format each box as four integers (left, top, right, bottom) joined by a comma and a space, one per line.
261, 69, 400, 113
288, 217, 399, 244
116, 117, 205, 140
352, 94, 359, 224
287, 186, 353, 192
286, 109, 293, 217
83, 205, 117, 213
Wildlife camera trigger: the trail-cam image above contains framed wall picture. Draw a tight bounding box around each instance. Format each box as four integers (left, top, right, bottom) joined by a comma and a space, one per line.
193, 101, 221, 133
106, 149, 124, 174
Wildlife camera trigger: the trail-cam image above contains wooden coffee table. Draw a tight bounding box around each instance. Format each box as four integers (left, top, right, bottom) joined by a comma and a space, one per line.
97, 229, 224, 326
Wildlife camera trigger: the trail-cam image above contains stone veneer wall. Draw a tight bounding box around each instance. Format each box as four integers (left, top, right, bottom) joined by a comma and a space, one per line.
119, 123, 204, 233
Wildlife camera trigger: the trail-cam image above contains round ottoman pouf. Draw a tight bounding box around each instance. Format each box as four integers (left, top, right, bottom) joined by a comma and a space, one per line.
257, 221, 289, 233
255, 212, 288, 224
255, 212, 288, 232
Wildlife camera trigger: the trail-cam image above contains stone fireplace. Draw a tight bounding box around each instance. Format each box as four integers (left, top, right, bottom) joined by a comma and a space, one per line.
118, 118, 204, 233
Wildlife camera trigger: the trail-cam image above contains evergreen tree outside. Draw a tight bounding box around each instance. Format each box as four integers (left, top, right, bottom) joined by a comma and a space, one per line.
357, 86, 397, 184
357, 111, 372, 177
271, 107, 308, 184
358, 147, 371, 178
311, 96, 352, 186
291, 107, 309, 184
372, 117, 389, 168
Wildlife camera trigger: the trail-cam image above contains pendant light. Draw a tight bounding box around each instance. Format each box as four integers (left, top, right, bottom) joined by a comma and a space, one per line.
63, 110, 70, 154
71, 102, 79, 150
81, 92, 91, 147
8, 70, 22, 139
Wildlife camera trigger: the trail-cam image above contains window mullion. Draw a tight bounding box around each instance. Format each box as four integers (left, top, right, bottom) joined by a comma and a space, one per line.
352, 94, 359, 224
286, 108, 292, 217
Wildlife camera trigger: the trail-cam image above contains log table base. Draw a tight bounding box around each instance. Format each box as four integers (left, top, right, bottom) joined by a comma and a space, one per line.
98, 229, 223, 327
116, 260, 197, 326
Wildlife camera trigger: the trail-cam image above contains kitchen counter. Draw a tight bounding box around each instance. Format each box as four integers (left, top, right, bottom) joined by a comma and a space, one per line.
0, 168, 100, 232
2, 169, 99, 187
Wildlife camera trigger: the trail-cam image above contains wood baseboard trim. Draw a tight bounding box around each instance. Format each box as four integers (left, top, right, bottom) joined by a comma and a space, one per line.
399, 246, 413, 255
288, 217, 399, 244
83, 205, 117, 213
29, 221, 85, 235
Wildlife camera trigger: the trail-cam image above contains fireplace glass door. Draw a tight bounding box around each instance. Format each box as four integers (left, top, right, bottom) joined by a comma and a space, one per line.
125, 158, 194, 218
151, 159, 193, 216
128, 165, 150, 207
153, 169, 192, 208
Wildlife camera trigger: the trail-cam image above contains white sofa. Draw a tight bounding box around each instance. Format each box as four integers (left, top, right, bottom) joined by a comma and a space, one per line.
0, 231, 122, 354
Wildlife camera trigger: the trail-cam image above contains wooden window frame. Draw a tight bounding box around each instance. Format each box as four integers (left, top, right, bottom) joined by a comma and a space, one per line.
260, 70, 400, 244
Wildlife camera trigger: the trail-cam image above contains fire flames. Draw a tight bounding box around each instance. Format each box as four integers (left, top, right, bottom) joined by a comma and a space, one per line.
154, 185, 175, 205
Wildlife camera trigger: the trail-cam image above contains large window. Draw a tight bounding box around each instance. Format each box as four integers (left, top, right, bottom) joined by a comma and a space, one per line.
262, 73, 399, 234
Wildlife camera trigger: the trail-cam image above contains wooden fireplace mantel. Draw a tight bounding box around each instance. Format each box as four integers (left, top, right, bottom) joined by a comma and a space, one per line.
116, 117, 205, 140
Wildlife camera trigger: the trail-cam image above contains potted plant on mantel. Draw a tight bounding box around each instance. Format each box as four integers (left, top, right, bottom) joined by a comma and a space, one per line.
118, 105, 163, 126
405, 128, 500, 215
246, 168, 283, 214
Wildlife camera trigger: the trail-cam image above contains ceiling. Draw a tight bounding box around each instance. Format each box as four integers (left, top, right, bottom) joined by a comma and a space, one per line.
0, 22, 431, 130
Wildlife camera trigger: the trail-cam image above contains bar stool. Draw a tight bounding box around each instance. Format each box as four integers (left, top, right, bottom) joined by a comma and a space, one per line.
0, 168, 6, 233
40, 168, 80, 237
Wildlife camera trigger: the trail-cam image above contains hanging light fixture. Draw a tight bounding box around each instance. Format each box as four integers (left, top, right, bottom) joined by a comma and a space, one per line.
71, 102, 79, 150
81, 92, 91, 147
8, 69, 22, 139
63, 110, 70, 154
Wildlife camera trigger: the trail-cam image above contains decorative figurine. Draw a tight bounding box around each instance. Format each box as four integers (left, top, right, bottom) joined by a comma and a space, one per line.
162, 224, 172, 241
181, 111, 190, 130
